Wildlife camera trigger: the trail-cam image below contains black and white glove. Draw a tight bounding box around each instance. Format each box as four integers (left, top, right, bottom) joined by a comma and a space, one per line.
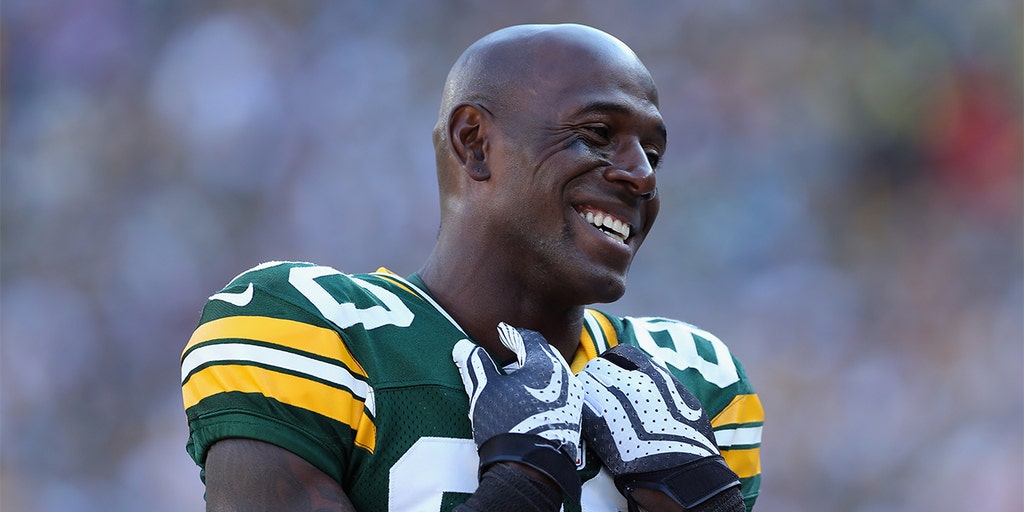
579, 344, 743, 511
452, 322, 585, 502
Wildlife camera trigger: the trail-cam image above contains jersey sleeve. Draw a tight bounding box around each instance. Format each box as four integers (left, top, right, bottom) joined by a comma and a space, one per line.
180, 262, 375, 487
613, 315, 765, 511
707, 357, 763, 511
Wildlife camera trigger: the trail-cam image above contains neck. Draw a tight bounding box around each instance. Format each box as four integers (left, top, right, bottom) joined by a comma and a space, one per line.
417, 244, 585, 363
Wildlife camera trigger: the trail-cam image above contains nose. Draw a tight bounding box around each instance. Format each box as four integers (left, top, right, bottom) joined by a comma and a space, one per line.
603, 141, 657, 200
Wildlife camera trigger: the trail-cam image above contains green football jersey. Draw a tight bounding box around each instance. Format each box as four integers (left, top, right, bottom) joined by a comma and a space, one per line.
182, 261, 763, 511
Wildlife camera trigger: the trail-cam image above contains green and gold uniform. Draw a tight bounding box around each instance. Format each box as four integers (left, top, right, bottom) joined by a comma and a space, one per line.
182, 261, 764, 511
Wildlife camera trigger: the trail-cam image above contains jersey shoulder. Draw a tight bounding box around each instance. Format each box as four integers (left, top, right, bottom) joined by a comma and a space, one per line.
197, 261, 393, 325
181, 262, 441, 487
582, 310, 764, 509
185, 260, 458, 389
589, 312, 752, 395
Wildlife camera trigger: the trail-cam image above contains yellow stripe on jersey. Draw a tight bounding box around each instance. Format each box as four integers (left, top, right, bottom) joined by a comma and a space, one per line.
183, 316, 368, 379
354, 409, 377, 452
182, 315, 377, 452
570, 325, 600, 374
182, 363, 378, 452
571, 310, 621, 373
712, 394, 763, 480
711, 394, 764, 427
589, 310, 619, 349
374, 268, 420, 298
720, 447, 761, 479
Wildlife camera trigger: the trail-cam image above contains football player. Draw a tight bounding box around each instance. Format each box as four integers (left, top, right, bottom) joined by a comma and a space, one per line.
182, 23, 763, 511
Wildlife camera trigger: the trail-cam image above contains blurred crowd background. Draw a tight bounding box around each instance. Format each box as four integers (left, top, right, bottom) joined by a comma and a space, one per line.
2, 1, 1021, 510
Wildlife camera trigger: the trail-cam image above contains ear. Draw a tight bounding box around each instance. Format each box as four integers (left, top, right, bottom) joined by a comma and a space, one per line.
448, 103, 491, 181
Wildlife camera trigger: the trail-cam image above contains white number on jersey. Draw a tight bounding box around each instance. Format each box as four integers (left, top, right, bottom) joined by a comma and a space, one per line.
289, 265, 414, 330
390, 438, 627, 512
628, 318, 740, 388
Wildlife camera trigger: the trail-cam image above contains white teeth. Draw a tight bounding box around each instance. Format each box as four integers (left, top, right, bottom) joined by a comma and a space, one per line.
603, 216, 616, 232
578, 209, 630, 242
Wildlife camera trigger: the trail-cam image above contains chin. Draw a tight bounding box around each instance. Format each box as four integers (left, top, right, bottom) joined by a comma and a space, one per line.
586, 272, 628, 304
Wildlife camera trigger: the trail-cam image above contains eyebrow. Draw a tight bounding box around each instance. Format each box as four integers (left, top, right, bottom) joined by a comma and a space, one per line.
571, 100, 668, 141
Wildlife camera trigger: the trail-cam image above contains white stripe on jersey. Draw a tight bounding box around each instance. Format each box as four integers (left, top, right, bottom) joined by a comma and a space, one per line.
584, 311, 609, 354
714, 426, 763, 448
181, 342, 375, 415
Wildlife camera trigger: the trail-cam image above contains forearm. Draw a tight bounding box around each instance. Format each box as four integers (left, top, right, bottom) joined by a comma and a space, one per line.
204, 439, 355, 512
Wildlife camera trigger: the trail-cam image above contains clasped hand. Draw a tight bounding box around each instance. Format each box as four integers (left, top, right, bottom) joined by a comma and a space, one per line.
452, 323, 742, 510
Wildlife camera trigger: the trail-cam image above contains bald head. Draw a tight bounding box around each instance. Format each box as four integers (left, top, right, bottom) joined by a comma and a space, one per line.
433, 24, 657, 162
422, 24, 666, 307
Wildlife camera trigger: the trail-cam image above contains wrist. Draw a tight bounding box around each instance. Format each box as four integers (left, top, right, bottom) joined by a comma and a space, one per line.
477, 433, 582, 503
457, 463, 562, 512
629, 488, 684, 512
505, 462, 559, 492
616, 456, 740, 511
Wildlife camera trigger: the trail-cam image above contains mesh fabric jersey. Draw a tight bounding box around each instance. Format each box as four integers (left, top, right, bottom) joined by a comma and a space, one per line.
181, 261, 764, 511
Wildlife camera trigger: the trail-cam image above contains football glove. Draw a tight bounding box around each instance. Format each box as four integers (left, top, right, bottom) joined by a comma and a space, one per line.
578, 344, 742, 511
452, 322, 585, 502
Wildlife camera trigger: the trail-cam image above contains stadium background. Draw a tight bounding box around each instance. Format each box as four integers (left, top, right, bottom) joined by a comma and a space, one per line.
2, 1, 1021, 510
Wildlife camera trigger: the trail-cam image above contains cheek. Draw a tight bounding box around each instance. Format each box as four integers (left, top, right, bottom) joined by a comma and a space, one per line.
638, 198, 661, 241
566, 138, 610, 165
648, 197, 661, 224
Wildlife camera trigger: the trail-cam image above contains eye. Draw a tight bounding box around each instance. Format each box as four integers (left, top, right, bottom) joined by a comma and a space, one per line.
645, 150, 661, 169
582, 125, 611, 144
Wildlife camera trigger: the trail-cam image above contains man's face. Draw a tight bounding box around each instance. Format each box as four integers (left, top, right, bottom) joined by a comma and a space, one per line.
483, 45, 666, 304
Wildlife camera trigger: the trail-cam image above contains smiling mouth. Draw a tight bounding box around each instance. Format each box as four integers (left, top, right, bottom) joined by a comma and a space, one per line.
575, 207, 631, 244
